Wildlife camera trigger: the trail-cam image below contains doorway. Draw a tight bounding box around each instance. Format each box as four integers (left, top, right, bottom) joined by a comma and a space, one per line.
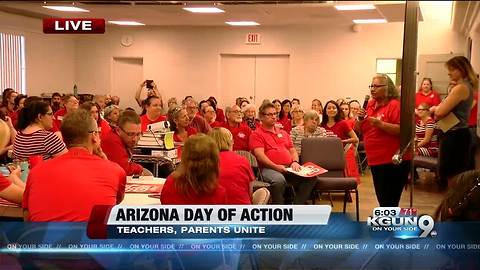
112, 57, 143, 112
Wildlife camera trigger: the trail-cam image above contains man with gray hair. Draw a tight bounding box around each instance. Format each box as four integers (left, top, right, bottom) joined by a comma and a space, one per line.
249, 102, 316, 204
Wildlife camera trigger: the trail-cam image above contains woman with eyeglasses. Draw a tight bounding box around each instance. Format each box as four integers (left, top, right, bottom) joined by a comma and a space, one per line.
290, 105, 305, 129
104, 105, 121, 129
80, 102, 112, 140
290, 110, 329, 156
168, 106, 197, 142
161, 134, 227, 204
415, 78, 441, 107
356, 74, 408, 207
415, 103, 438, 157
13, 100, 67, 160
430, 56, 478, 189
321, 100, 360, 183
140, 96, 166, 132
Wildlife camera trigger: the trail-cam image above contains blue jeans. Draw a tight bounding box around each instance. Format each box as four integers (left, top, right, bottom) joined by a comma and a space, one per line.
261, 168, 317, 204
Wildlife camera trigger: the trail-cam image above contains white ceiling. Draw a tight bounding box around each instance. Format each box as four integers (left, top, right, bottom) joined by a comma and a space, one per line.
0, 1, 410, 26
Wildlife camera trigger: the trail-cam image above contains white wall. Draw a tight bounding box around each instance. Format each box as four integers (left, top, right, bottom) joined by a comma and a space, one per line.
0, 10, 465, 109
75, 21, 465, 109
0, 11, 76, 96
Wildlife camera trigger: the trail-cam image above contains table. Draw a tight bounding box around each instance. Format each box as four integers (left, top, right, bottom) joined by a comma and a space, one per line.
0, 176, 166, 219
131, 154, 174, 177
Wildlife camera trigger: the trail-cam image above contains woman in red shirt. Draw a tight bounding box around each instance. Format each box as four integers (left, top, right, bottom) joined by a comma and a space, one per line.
278, 99, 293, 133
80, 102, 111, 140
321, 100, 360, 183
415, 103, 438, 157
415, 78, 441, 107
167, 106, 197, 142
208, 127, 254, 204
140, 96, 166, 132
357, 74, 409, 207
160, 134, 226, 204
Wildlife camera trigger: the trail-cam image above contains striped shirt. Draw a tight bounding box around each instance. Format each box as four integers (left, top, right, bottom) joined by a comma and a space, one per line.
290, 125, 332, 155
415, 118, 438, 157
13, 130, 66, 160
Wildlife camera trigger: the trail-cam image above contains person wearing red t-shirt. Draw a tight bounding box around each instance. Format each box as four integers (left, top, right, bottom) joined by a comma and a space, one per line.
321, 100, 360, 183
203, 105, 222, 128
278, 99, 293, 133
356, 74, 410, 207
102, 110, 150, 176
23, 109, 126, 222
223, 105, 251, 151
415, 78, 441, 107
249, 102, 316, 205
80, 102, 112, 140
167, 106, 198, 142
415, 103, 438, 157
207, 96, 225, 124
53, 94, 78, 131
209, 127, 254, 204
185, 99, 211, 134
161, 134, 227, 204
140, 96, 167, 132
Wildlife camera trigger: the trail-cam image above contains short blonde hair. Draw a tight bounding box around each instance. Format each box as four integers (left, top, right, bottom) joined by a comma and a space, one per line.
208, 127, 233, 151
304, 110, 320, 122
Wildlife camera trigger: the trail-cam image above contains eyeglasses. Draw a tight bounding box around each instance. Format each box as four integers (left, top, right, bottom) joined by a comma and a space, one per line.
88, 130, 100, 135
262, 112, 278, 117
292, 110, 304, 113
417, 108, 429, 111
231, 110, 242, 114
119, 127, 142, 137
45, 112, 53, 116
368, 84, 386, 90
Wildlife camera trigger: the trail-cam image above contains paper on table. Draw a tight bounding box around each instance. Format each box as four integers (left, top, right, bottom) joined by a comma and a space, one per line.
164, 131, 175, 149
436, 112, 460, 133
286, 162, 328, 178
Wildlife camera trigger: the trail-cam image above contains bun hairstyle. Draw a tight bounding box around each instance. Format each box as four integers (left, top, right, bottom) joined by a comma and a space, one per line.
17, 100, 50, 130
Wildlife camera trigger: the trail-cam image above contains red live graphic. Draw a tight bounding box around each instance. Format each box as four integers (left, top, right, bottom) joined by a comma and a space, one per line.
43, 18, 105, 34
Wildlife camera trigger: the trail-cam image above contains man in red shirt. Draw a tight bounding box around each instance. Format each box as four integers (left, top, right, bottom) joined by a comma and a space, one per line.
53, 94, 78, 130
23, 109, 126, 222
102, 110, 150, 176
223, 105, 251, 151
203, 105, 222, 128
185, 99, 211, 134
249, 102, 316, 204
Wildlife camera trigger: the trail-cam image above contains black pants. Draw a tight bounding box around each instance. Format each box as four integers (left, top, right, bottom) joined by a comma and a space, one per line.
370, 161, 410, 207
438, 128, 473, 187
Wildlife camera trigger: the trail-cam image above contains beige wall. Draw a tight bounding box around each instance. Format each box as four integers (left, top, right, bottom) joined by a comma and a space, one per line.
0, 11, 76, 96
0, 11, 466, 109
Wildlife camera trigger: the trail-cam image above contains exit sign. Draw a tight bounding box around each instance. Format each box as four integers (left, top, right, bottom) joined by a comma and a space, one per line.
245, 33, 261, 45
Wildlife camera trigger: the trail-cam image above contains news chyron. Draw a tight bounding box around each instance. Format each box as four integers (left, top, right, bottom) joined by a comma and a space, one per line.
367, 207, 436, 239
43, 18, 105, 34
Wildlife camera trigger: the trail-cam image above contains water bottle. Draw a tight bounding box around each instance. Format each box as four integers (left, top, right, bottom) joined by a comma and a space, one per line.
73, 84, 78, 96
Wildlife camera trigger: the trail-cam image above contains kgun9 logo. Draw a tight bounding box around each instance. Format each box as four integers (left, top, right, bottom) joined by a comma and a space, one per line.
367, 207, 435, 238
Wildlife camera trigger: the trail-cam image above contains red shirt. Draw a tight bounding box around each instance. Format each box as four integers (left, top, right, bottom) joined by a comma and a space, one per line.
53, 108, 66, 131
223, 122, 252, 151
415, 90, 441, 107
173, 126, 197, 142
249, 125, 293, 166
360, 99, 402, 166
23, 147, 126, 222
468, 90, 478, 127
209, 121, 222, 128
140, 114, 167, 132
218, 151, 254, 204
189, 115, 211, 134
345, 118, 356, 130
216, 108, 226, 123
0, 174, 12, 192
10, 111, 18, 129
160, 174, 227, 204
99, 119, 112, 140
278, 116, 292, 133
101, 129, 143, 176
322, 120, 351, 140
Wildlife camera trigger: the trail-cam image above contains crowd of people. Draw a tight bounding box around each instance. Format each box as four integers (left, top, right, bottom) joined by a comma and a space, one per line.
0, 56, 478, 221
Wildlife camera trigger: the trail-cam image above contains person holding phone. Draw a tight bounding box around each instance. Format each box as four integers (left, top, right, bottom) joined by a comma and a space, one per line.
135, 80, 161, 108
